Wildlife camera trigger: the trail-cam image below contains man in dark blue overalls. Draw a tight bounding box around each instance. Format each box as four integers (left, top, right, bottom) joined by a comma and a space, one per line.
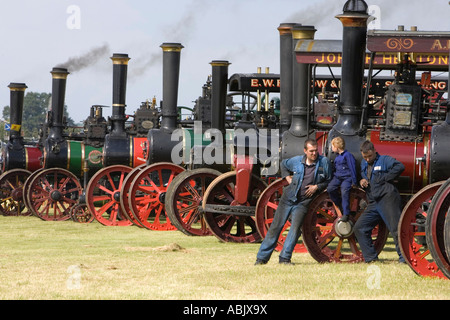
354, 140, 405, 263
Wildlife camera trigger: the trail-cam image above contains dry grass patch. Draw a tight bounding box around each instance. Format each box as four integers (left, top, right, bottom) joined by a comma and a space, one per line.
0, 216, 448, 300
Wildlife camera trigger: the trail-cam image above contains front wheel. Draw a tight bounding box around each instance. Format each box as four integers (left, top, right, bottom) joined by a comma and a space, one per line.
302, 189, 388, 263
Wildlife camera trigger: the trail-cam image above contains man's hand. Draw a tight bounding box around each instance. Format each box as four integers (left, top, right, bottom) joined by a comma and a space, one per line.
305, 185, 318, 198
285, 176, 293, 184
360, 178, 369, 188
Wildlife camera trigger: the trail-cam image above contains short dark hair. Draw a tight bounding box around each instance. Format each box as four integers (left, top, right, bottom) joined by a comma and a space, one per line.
360, 140, 375, 153
304, 138, 318, 150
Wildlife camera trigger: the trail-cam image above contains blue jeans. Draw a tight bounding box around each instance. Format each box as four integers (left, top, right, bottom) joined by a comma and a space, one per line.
327, 176, 352, 216
257, 197, 312, 262
353, 194, 404, 263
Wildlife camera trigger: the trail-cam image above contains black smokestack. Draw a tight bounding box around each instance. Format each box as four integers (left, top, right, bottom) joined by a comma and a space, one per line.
110, 53, 130, 136
333, 0, 369, 135
43, 68, 70, 169
210, 60, 230, 135
7, 83, 27, 143
325, 0, 369, 165
160, 43, 184, 132
2, 83, 28, 171
101, 53, 131, 167
290, 24, 316, 137
49, 68, 70, 143
278, 23, 296, 133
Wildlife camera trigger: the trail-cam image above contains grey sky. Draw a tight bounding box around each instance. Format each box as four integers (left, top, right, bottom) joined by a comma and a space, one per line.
0, 0, 448, 123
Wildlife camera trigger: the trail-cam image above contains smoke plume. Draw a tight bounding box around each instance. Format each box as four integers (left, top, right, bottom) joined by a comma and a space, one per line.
129, 52, 161, 79
56, 43, 110, 73
129, 0, 209, 79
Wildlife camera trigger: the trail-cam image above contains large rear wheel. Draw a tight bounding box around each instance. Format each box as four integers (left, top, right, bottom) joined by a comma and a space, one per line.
165, 168, 221, 236
85, 165, 133, 226
302, 189, 388, 263
202, 171, 267, 243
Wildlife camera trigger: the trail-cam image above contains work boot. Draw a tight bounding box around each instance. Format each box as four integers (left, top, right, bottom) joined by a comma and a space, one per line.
279, 257, 295, 265
254, 259, 268, 265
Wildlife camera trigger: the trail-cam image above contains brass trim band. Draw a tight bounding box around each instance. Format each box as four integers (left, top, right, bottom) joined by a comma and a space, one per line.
210, 61, 231, 67
336, 13, 370, 27
160, 43, 184, 52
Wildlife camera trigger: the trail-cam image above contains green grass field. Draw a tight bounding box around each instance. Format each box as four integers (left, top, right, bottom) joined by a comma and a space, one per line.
0, 215, 448, 300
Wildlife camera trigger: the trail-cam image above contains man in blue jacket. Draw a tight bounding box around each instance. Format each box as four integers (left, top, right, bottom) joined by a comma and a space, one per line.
255, 139, 332, 265
354, 140, 405, 263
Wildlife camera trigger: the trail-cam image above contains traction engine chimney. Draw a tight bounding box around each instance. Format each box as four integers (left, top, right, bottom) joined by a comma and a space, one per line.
278, 23, 296, 134
44, 68, 70, 168
326, 0, 369, 161
146, 43, 184, 164
2, 83, 28, 171
110, 53, 130, 137
160, 43, 184, 132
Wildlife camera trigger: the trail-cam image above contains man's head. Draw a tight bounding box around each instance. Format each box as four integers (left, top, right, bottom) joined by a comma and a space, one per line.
304, 139, 319, 163
360, 140, 377, 164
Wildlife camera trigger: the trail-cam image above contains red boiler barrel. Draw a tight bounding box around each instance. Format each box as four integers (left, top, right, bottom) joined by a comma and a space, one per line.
367, 130, 428, 196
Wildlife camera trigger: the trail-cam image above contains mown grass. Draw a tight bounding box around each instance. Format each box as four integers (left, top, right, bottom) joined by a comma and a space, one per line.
0, 215, 448, 300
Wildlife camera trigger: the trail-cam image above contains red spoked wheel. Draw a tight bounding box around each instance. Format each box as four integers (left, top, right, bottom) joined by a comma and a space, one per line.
85, 165, 133, 227
23, 169, 44, 212
26, 168, 82, 221
255, 178, 307, 253
165, 168, 221, 236
426, 179, 450, 279
302, 189, 388, 263
119, 164, 147, 227
128, 162, 185, 231
70, 203, 94, 223
445, 206, 450, 278
0, 169, 32, 216
398, 182, 446, 278
201, 171, 267, 243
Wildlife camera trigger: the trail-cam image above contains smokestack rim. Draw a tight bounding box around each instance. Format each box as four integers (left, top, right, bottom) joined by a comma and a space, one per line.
278, 23, 297, 35
51, 67, 70, 79
336, 12, 370, 27
160, 43, 184, 52
8, 83, 28, 91
111, 53, 130, 65
292, 25, 317, 40
209, 60, 231, 67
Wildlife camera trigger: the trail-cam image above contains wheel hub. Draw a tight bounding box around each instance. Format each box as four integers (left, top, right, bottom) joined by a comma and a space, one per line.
159, 192, 166, 204
113, 191, 121, 202
50, 190, 62, 201
11, 189, 23, 201
334, 219, 354, 238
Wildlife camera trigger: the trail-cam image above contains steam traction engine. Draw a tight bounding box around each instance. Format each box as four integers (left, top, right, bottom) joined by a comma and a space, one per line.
265, 0, 450, 273
366, 28, 450, 279
174, 0, 450, 275
24, 53, 151, 224
0, 83, 42, 216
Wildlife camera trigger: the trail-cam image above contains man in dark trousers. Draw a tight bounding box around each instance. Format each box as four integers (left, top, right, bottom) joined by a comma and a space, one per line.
255, 139, 332, 265
354, 140, 405, 263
